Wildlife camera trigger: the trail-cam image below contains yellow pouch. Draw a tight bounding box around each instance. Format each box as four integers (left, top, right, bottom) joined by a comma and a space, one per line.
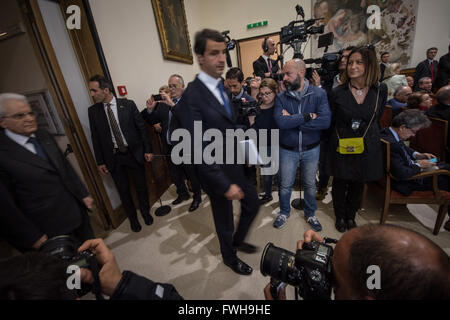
337, 137, 364, 154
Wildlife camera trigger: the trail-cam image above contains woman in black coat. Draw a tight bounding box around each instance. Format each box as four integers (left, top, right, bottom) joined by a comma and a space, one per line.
326, 46, 387, 232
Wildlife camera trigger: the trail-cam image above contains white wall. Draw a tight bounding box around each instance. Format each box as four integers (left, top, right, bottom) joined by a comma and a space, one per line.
89, 0, 450, 109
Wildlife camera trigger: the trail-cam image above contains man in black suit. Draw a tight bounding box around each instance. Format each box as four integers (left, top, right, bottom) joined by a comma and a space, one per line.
414, 47, 439, 91
0, 93, 94, 252
379, 52, 389, 81
88, 75, 154, 233
380, 109, 449, 196
253, 37, 280, 79
435, 44, 450, 90
176, 29, 260, 275
141, 74, 202, 212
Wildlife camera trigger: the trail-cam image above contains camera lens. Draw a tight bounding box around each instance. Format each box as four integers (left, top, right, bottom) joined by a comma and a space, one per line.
260, 243, 302, 286
39, 235, 78, 261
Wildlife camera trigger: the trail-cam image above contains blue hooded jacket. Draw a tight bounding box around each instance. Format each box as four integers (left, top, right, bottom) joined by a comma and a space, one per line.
274, 80, 331, 149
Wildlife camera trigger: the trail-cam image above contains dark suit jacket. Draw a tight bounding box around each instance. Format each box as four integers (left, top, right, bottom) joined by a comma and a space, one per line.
253, 56, 280, 79
174, 77, 247, 197
88, 98, 152, 171
0, 129, 89, 250
380, 63, 386, 81
414, 59, 438, 90
435, 53, 450, 89
141, 102, 179, 155
380, 128, 424, 195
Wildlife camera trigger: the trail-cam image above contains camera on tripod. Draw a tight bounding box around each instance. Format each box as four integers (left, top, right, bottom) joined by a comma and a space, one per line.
260, 237, 337, 300
235, 98, 261, 117
280, 5, 324, 48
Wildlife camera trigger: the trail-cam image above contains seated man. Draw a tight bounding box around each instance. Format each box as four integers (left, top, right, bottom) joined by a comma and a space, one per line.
265, 227, 450, 300
417, 77, 433, 95
380, 109, 450, 196
387, 85, 412, 117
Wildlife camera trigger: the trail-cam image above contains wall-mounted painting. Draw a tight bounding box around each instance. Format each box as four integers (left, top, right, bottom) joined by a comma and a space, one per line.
151, 0, 193, 64
310, 0, 418, 67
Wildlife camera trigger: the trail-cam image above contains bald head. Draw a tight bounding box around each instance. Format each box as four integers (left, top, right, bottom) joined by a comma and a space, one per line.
333, 224, 450, 300
285, 59, 306, 72
282, 59, 307, 92
394, 85, 412, 103
436, 85, 450, 105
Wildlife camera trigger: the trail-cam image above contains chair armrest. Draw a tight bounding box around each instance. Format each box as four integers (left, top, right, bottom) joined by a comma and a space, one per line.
407, 169, 450, 180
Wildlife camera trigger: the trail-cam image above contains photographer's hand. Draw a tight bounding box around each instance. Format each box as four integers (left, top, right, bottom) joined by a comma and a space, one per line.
264, 283, 287, 300
78, 239, 123, 297
297, 229, 324, 250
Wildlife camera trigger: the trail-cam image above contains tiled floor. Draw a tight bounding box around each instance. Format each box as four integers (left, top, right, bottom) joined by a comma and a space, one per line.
101, 185, 450, 300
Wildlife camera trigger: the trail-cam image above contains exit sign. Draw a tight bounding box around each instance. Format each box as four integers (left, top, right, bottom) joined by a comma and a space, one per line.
247, 21, 268, 29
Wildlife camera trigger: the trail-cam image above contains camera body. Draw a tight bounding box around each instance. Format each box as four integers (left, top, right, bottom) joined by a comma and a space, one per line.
234, 98, 261, 117
261, 240, 335, 300
305, 52, 342, 86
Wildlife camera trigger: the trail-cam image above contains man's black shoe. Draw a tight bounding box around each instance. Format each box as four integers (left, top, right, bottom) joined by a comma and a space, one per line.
259, 194, 273, 204
335, 218, 346, 233
188, 199, 201, 212
142, 213, 154, 226
347, 219, 357, 230
172, 194, 190, 205
130, 218, 142, 232
233, 242, 258, 254
224, 258, 253, 275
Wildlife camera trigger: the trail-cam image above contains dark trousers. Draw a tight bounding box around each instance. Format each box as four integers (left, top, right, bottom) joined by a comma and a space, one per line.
318, 140, 330, 190
208, 177, 260, 263
332, 178, 364, 220
110, 151, 149, 221
168, 149, 202, 201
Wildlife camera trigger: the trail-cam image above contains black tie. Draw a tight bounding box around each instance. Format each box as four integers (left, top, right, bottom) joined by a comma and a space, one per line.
28, 137, 48, 161
106, 103, 127, 152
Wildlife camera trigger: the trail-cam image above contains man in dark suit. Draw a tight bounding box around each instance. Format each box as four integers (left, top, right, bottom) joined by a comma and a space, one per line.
435, 45, 450, 90
176, 29, 260, 275
379, 52, 390, 81
380, 109, 449, 196
253, 37, 280, 79
0, 93, 94, 252
88, 75, 154, 233
141, 74, 202, 212
414, 47, 439, 91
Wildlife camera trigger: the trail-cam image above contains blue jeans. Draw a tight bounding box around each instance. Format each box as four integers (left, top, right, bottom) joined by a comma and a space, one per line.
278, 145, 320, 218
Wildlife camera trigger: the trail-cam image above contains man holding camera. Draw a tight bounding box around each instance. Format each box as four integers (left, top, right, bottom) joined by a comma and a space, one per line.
141, 74, 202, 212
253, 37, 280, 80
264, 225, 450, 300
273, 59, 331, 230
226, 67, 256, 129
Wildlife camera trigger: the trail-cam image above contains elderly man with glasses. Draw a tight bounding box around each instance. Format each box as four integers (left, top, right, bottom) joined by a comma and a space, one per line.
0, 93, 94, 252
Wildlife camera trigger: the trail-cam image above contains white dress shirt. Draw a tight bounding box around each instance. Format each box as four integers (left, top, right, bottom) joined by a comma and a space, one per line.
104, 97, 128, 148
5, 129, 37, 154
198, 71, 228, 106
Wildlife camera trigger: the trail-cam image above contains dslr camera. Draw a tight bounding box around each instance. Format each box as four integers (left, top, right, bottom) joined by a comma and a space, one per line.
40, 235, 103, 299
260, 238, 337, 300
234, 98, 261, 117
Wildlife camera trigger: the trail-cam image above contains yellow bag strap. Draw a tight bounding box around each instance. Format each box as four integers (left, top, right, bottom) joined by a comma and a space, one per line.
336, 86, 380, 140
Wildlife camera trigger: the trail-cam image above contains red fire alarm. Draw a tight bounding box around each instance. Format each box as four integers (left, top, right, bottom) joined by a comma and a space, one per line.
117, 86, 127, 96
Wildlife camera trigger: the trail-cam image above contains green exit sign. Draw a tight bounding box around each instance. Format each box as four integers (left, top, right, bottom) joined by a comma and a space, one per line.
247, 21, 268, 29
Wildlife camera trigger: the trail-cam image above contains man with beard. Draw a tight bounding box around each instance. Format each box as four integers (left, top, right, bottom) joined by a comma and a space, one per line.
273, 59, 331, 230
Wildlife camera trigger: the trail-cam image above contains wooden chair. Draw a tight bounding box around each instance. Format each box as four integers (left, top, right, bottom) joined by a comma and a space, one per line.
409, 117, 448, 162
376, 139, 450, 235
379, 105, 393, 128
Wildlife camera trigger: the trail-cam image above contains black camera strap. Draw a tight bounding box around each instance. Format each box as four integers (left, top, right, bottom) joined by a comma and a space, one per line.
88, 257, 105, 300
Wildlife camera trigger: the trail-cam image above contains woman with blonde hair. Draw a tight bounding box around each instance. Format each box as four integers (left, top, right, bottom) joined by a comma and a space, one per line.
382, 62, 408, 100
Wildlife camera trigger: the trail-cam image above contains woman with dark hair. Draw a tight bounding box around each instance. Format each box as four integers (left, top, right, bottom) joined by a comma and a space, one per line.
326, 46, 388, 232
407, 92, 433, 111
248, 78, 279, 203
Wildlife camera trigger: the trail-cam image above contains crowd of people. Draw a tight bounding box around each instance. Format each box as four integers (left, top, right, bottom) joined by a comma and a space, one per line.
0, 29, 449, 300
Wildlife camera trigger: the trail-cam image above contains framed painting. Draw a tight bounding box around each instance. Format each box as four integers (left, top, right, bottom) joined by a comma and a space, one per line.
151, 0, 193, 64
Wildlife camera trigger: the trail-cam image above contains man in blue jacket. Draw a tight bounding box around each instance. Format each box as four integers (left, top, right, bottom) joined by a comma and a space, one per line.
273, 59, 331, 230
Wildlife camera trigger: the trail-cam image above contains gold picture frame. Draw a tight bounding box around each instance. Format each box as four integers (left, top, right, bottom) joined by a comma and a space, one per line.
151, 0, 193, 64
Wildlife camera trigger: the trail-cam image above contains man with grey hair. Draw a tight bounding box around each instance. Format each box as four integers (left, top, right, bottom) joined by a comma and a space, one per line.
380, 109, 450, 197
142, 74, 202, 212
387, 85, 412, 117
0, 93, 94, 251
417, 77, 433, 94
273, 59, 331, 230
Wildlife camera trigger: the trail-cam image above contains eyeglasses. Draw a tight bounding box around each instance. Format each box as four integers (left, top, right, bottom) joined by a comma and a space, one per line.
168, 84, 181, 89
406, 127, 419, 134
2, 111, 36, 120
259, 91, 274, 97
